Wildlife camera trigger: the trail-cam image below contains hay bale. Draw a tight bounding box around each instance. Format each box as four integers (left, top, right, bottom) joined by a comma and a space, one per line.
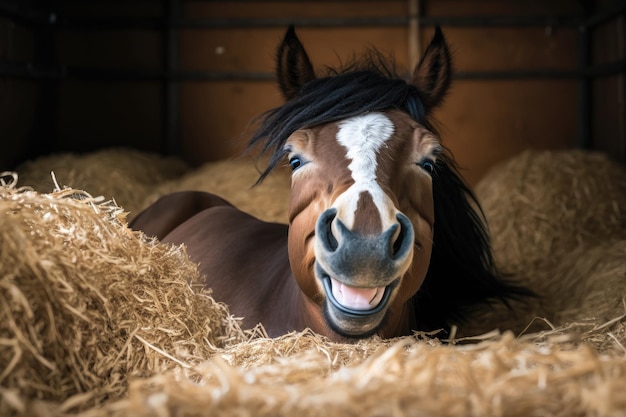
142, 157, 291, 223
460, 150, 626, 335
17, 149, 290, 223
0, 173, 246, 415
476, 149, 626, 274
16, 148, 190, 216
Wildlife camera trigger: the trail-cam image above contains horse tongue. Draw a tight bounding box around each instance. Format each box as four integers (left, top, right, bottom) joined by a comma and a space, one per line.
330, 278, 385, 310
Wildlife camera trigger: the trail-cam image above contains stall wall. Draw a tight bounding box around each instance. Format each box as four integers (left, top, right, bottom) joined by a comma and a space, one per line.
0, 15, 39, 169
592, 15, 625, 160
2, 0, 624, 187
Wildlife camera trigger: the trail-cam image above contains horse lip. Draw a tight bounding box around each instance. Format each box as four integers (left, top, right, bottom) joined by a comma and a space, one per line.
321, 276, 396, 318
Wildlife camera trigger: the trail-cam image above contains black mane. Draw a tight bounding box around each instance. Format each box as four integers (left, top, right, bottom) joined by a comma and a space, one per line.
247, 52, 427, 181
416, 153, 534, 333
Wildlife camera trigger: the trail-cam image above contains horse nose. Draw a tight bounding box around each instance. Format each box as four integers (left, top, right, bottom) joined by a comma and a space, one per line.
315, 208, 414, 265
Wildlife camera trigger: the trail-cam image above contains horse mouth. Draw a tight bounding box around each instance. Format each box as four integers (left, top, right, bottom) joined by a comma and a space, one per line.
321, 276, 395, 318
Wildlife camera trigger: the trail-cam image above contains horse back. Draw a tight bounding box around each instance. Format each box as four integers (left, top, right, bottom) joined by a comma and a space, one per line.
130, 191, 294, 331
129, 191, 234, 240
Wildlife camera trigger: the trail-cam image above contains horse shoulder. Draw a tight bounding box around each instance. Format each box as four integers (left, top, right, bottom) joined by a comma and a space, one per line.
160, 202, 296, 331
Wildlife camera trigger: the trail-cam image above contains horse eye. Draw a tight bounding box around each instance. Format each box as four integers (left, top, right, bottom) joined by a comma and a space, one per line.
418, 159, 435, 175
289, 157, 302, 171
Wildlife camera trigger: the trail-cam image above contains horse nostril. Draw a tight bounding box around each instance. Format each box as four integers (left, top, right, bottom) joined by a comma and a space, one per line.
392, 223, 405, 256
316, 208, 339, 252
391, 213, 414, 260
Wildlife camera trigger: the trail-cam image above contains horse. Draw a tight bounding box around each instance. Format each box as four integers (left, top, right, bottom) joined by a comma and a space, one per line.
130, 26, 533, 342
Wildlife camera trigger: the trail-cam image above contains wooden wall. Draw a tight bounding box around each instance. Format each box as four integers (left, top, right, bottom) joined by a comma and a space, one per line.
1, 0, 624, 187
592, 11, 624, 160
0, 10, 39, 169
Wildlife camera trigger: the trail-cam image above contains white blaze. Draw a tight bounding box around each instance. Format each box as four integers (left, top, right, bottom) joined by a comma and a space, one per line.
334, 113, 395, 228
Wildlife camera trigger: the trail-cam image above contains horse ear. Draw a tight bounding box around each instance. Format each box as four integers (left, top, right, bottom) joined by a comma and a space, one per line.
276, 25, 316, 100
411, 26, 452, 111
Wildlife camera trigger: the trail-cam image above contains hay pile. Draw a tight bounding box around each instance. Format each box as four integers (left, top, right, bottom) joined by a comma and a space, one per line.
0, 172, 248, 416
143, 159, 291, 224
466, 150, 626, 335
15, 148, 190, 216
84, 329, 626, 417
477, 149, 626, 274
2, 148, 626, 417
16, 148, 290, 223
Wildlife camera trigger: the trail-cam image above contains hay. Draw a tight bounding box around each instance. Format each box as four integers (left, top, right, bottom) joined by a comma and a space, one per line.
16, 148, 291, 224
2, 148, 626, 417
81, 328, 626, 417
0, 173, 247, 416
460, 150, 626, 336
476, 149, 626, 274
15, 148, 190, 216
143, 157, 291, 224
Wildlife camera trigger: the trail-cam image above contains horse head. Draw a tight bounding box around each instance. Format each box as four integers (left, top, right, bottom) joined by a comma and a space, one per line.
249, 26, 531, 339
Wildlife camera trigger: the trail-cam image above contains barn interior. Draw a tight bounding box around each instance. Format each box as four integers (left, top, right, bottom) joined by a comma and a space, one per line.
1, 1, 626, 416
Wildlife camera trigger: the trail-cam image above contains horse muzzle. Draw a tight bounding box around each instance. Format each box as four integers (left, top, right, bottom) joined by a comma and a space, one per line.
314, 208, 415, 337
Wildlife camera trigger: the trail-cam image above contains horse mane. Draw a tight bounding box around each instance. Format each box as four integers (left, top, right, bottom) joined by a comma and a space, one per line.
247, 50, 429, 181
414, 152, 535, 333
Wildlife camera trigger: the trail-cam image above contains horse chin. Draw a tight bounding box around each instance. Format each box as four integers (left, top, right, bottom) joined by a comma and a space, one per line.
320, 276, 398, 339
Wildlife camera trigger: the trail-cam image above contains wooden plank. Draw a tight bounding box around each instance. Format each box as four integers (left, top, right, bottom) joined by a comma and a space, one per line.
55, 0, 163, 18
424, 27, 578, 72
184, 1, 407, 20
180, 81, 283, 164
180, 27, 409, 73
434, 79, 579, 185
592, 17, 622, 65
0, 16, 36, 61
56, 30, 162, 68
593, 76, 624, 162
591, 15, 624, 162
0, 80, 38, 168
424, 0, 583, 17
55, 81, 163, 153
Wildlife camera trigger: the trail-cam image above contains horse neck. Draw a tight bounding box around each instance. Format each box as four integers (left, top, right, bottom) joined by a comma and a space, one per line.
261, 259, 332, 338
290, 289, 335, 337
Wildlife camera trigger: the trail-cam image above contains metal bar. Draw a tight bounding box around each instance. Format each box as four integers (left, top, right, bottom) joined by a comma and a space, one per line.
0, 60, 64, 79
418, 15, 581, 28
583, 59, 626, 77
577, 23, 592, 149
64, 68, 274, 81
58, 0, 407, 2
54, 15, 583, 31
407, 0, 420, 69
622, 12, 626, 163
31, 9, 59, 161
163, 0, 181, 156
0, 0, 54, 25
181, 16, 406, 28
184, 0, 408, 2
65, 68, 588, 81
584, 0, 626, 28
56, 16, 165, 31
4, 63, 625, 82
454, 69, 579, 80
